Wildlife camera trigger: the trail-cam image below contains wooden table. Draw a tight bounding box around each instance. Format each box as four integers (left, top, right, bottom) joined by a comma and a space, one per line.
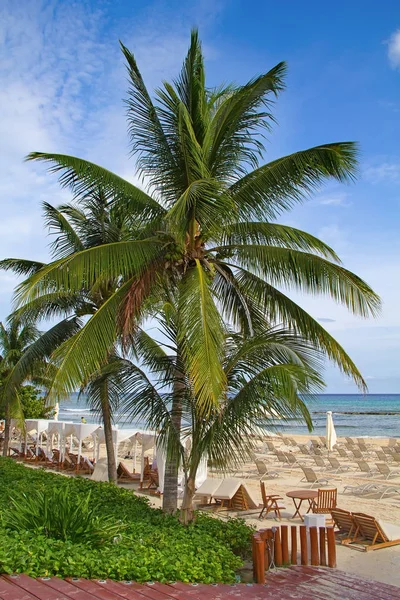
286, 489, 318, 520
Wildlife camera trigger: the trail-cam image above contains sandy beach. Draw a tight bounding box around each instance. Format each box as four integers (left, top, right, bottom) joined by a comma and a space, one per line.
112, 432, 400, 587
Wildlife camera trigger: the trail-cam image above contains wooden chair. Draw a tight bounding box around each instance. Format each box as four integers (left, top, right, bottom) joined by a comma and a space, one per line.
313, 488, 337, 513
146, 469, 159, 490
351, 513, 400, 551
331, 508, 356, 543
117, 462, 141, 483
258, 482, 285, 520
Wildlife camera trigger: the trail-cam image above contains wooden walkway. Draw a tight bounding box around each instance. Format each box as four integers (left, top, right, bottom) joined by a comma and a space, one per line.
1, 567, 400, 599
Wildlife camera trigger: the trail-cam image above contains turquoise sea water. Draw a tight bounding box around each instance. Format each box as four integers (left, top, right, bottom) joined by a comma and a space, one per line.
59, 394, 400, 438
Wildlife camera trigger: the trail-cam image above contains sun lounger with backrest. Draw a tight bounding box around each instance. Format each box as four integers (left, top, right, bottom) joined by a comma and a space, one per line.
351, 513, 400, 551
313, 456, 326, 469
193, 478, 223, 503
331, 508, 356, 543
255, 460, 279, 479
376, 462, 400, 480
212, 478, 259, 511
357, 461, 377, 477
258, 482, 285, 519
375, 450, 388, 462
345, 437, 355, 446
327, 457, 350, 473
117, 462, 141, 482
337, 448, 350, 460
300, 466, 333, 488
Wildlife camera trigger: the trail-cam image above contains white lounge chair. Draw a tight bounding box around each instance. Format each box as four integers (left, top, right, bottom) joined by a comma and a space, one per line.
193, 478, 222, 504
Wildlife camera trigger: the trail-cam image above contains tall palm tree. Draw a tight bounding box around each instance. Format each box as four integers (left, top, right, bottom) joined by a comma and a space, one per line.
0, 318, 41, 455
0, 191, 134, 481
8, 30, 380, 508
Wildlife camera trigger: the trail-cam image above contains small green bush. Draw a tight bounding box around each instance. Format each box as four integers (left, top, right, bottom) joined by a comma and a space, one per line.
0, 459, 252, 583
4, 487, 125, 545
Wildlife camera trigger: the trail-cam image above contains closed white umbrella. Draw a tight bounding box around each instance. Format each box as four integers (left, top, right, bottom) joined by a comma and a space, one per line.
326, 411, 337, 452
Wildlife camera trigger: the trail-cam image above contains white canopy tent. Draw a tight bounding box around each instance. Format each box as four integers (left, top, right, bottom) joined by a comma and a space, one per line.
155, 438, 208, 495
24, 419, 54, 456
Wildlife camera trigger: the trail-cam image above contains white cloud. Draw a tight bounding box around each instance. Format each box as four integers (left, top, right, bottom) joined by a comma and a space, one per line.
364, 162, 400, 183
316, 192, 351, 207
388, 29, 400, 68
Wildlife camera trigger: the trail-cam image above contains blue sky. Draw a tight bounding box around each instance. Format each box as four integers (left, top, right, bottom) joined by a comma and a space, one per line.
1, 0, 399, 393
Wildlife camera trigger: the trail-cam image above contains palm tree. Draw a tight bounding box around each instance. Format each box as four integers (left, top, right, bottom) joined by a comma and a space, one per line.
105, 299, 324, 522
0, 191, 135, 481
9, 30, 380, 509
0, 318, 41, 455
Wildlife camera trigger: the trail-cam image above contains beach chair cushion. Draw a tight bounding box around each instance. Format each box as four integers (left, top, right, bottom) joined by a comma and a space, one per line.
194, 478, 222, 499
377, 520, 400, 541
213, 478, 241, 500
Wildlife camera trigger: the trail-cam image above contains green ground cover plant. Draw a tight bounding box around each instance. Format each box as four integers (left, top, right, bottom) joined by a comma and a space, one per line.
0, 459, 253, 582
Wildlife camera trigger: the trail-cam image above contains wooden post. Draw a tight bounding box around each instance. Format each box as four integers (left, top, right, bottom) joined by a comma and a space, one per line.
319, 527, 327, 567
281, 525, 289, 565
274, 528, 283, 567
300, 525, 308, 565
310, 527, 319, 566
327, 527, 337, 568
291, 526, 297, 565
252, 535, 257, 580
254, 536, 266, 583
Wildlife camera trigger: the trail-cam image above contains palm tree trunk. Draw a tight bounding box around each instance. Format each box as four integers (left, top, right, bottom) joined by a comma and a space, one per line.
180, 473, 196, 524
2, 404, 11, 457
99, 380, 117, 483
162, 359, 184, 513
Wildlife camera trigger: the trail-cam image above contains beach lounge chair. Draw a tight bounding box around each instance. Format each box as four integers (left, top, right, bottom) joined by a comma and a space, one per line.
345, 437, 356, 446
258, 482, 285, 519
212, 478, 259, 511
298, 444, 311, 455
375, 450, 388, 462
337, 448, 350, 460
117, 462, 141, 482
328, 457, 351, 473
392, 453, 400, 463
343, 482, 379, 496
146, 470, 159, 490
357, 461, 378, 477
376, 463, 400, 480
319, 436, 327, 446
194, 478, 223, 504
255, 460, 279, 480
331, 508, 356, 543
351, 448, 365, 460
300, 466, 334, 488
351, 513, 400, 551
313, 456, 326, 470
284, 453, 300, 467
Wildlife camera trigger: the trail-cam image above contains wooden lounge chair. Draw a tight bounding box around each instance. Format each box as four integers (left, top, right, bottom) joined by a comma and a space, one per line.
117, 462, 141, 482
194, 478, 223, 504
212, 478, 259, 511
331, 508, 356, 543
351, 513, 400, 551
146, 469, 159, 490
258, 482, 285, 520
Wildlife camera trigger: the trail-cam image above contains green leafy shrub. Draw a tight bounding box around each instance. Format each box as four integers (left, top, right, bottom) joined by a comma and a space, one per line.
0, 459, 252, 582
4, 487, 124, 545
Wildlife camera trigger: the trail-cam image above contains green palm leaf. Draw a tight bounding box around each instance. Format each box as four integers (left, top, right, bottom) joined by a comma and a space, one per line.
178, 259, 226, 414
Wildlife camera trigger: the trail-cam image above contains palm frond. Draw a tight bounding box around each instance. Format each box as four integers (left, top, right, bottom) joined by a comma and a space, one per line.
42, 202, 85, 258
211, 222, 340, 262
26, 153, 165, 222
229, 143, 359, 220
222, 245, 380, 317
0, 258, 46, 277
178, 259, 226, 414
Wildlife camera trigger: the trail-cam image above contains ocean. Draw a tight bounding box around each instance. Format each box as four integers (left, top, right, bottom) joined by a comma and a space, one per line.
59, 394, 400, 439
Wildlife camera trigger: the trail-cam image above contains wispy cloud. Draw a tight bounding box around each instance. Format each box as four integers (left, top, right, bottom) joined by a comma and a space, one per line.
387, 29, 400, 68
317, 192, 351, 207
364, 162, 400, 183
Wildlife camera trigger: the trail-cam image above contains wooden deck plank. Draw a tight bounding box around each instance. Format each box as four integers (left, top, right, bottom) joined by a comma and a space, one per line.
0, 577, 37, 600
2, 575, 70, 600
38, 578, 101, 600
1, 568, 399, 599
